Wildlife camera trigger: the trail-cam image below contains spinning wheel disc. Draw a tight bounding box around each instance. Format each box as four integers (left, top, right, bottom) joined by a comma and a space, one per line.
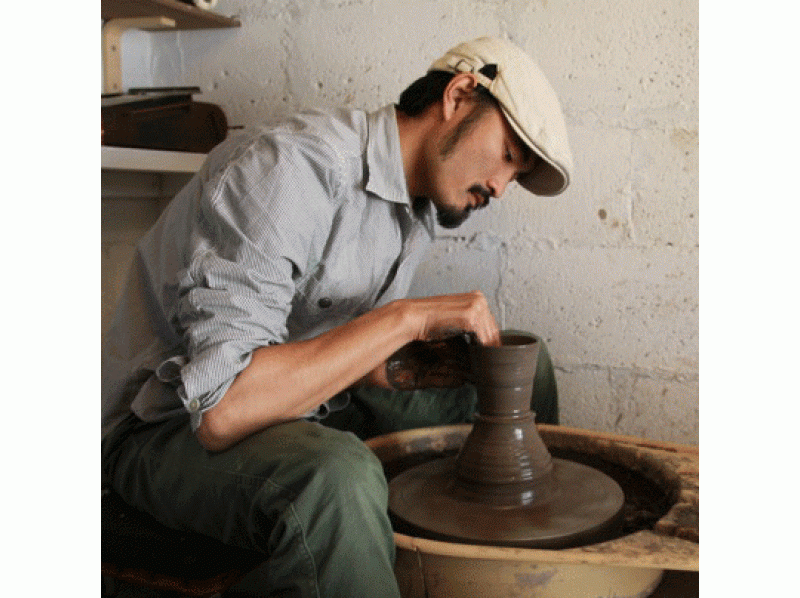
389, 455, 625, 549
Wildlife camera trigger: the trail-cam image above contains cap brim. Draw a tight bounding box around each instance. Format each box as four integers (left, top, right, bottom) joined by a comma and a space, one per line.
500, 105, 569, 197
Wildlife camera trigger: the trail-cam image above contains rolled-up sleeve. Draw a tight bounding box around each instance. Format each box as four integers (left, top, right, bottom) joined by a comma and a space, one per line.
165, 129, 342, 428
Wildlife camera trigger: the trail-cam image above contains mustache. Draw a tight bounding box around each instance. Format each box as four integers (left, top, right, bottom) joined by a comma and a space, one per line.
468, 185, 492, 209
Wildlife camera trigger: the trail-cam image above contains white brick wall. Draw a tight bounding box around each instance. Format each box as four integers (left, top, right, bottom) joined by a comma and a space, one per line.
105, 0, 699, 444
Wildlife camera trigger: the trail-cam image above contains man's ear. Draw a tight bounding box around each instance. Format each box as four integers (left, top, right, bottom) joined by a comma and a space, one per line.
441, 73, 480, 121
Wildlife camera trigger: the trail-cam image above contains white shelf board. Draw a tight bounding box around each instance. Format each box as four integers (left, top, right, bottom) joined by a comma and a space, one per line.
101, 146, 206, 173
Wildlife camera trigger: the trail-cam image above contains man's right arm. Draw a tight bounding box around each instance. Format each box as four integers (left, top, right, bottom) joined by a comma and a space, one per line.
195, 291, 499, 452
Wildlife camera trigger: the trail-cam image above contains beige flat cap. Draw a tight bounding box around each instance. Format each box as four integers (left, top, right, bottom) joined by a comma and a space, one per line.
429, 37, 573, 196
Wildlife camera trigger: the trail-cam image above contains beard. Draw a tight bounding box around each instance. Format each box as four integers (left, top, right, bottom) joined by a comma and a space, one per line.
412, 195, 469, 229
435, 203, 472, 229
432, 184, 491, 229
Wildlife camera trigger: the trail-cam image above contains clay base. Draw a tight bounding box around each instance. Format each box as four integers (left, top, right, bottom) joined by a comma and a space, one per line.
389, 455, 625, 549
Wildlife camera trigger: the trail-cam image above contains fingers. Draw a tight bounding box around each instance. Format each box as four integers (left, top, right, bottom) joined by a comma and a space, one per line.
457, 291, 500, 347
404, 291, 501, 347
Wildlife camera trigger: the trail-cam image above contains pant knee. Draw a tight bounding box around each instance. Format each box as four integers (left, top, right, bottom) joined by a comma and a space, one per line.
531, 335, 559, 424
243, 422, 388, 513
259, 426, 394, 558
308, 430, 388, 505
254, 429, 398, 597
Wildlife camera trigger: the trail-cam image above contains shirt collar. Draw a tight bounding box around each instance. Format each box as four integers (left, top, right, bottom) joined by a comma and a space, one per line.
365, 104, 435, 235
365, 105, 409, 204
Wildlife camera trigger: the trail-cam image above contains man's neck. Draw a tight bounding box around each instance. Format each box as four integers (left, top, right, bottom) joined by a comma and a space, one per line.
395, 105, 440, 199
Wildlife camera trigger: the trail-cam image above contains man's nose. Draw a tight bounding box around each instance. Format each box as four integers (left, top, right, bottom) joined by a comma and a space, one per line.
488, 172, 514, 198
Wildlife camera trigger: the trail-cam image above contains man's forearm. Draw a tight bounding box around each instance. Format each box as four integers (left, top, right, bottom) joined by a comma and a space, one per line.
195, 301, 412, 451
195, 291, 499, 451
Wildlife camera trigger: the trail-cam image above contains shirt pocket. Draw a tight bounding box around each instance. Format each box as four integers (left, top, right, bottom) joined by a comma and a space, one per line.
287, 261, 370, 340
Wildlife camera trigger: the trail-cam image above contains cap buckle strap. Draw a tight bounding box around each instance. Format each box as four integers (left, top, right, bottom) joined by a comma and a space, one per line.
448, 57, 495, 91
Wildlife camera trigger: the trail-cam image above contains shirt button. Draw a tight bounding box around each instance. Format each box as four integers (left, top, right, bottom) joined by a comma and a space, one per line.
187, 399, 200, 412
318, 297, 333, 309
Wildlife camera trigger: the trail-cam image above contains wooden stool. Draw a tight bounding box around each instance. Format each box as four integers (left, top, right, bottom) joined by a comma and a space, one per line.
102, 487, 265, 597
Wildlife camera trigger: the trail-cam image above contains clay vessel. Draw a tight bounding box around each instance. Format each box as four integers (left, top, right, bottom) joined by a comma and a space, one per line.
388, 330, 626, 549
451, 332, 556, 506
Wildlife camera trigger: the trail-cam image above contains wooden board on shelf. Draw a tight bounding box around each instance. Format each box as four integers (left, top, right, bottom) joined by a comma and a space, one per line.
102, 146, 206, 173
101, 0, 240, 29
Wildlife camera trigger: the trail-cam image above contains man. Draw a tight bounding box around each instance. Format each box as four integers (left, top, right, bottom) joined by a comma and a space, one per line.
102, 37, 572, 597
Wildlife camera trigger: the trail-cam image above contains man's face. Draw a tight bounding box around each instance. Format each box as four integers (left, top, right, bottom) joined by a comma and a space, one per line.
424, 102, 534, 229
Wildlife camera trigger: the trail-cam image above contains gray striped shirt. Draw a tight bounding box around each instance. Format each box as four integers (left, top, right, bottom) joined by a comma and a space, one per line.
102, 105, 435, 438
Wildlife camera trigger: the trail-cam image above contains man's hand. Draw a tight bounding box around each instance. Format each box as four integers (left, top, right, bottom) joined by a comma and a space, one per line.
399, 291, 501, 347
357, 291, 501, 391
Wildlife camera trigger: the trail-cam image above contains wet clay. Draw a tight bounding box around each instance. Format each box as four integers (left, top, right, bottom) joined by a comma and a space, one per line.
385, 332, 475, 390
451, 333, 554, 506
388, 332, 627, 548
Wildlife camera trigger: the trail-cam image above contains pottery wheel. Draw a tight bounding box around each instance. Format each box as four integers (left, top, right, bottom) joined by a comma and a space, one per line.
389, 455, 625, 549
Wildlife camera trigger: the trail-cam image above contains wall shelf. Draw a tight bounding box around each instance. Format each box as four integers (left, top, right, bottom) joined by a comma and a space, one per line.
101, 0, 240, 29
102, 0, 239, 93
101, 0, 227, 183
102, 147, 201, 201
102, 146, 206, 173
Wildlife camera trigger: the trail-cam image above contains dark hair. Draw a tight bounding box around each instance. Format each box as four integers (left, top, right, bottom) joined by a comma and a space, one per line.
396, 70, 498, 116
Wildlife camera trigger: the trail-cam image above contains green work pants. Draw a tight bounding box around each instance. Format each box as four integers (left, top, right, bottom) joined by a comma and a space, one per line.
101, 339, 558, 598
103, 414, 399, 597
